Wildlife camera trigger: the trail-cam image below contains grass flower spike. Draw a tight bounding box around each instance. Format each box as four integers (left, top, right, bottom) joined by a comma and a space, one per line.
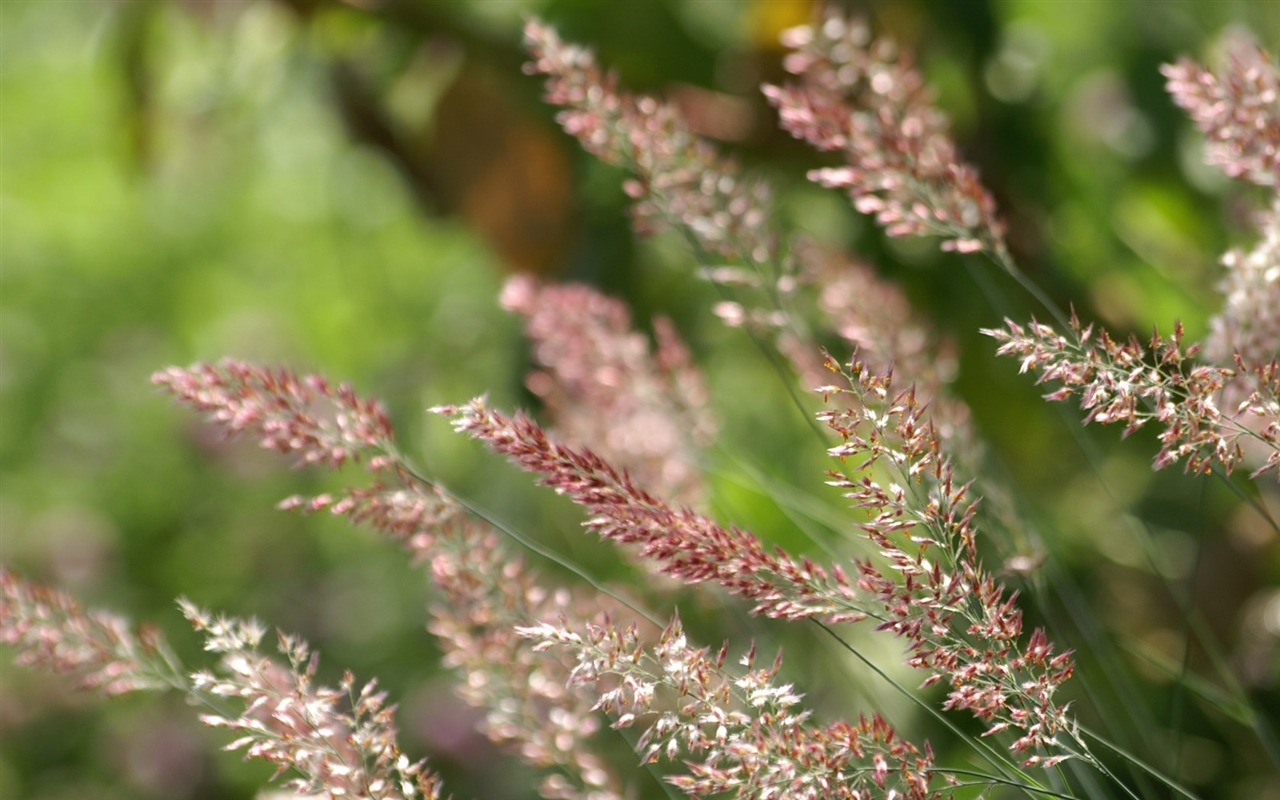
521, 614, 949, 800
766, 14, 1007, 257
0, 571, 445, 799
5, 9, 1278, 800
1162, 35, 1280, 187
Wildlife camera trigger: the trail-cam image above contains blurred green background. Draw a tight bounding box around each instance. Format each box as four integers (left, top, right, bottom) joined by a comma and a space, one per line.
2, 1, 1277, 798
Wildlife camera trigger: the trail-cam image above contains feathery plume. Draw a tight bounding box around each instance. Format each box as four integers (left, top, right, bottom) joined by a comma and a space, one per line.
521, 614, 949, 800
436, 396, 866, 623
766, 14, 1007, 257
524, 19, 778, 270
1162, 35, 1280, 187
984, 315, 1280, 478
0, 568, 181, 696
0, 570, 446, 799
181, 600, 445, 800
439, 386, 1082, 765
1205, 200, 1280, 370
818, 356, 1077, 762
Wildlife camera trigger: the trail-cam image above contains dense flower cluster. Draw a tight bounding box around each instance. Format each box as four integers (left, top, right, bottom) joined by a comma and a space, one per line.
1205, 201, 1280, 370
520, 615, 948, 800
765, 15, 1006, 257
181, 601, 444, 800
6, 12, 1277, 800
0, 569, 180, 696
983, 315, 1280, 477
152, 360, 397, 472
1162, 36, 1280, 187
0, 571, 446, 799
818, 356, 1077, 762
524, 20, 778, 268
436, 397, 866, 624
156, 360, 628, 800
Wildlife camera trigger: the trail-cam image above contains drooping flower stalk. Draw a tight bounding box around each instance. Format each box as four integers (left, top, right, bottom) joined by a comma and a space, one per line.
982, 84, 1278, 480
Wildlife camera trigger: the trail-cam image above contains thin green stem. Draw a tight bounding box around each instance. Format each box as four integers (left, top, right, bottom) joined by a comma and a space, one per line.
937, 768, 1081, 799
1079, 724, 1204, 800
